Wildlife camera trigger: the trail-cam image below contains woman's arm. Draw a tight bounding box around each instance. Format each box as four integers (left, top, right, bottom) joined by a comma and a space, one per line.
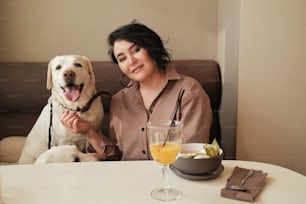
180, 81, 213, 143
61, 111, 122, 160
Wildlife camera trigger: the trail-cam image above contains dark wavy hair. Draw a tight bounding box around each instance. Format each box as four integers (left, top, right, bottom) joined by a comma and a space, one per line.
107, 22, 172, 72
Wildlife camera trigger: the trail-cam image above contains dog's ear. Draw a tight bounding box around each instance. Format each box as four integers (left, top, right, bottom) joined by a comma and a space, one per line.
82, 56, 95, 87
46, 57, 55, 90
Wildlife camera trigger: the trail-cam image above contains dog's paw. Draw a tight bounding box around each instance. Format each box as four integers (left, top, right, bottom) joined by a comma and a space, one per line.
35, 145, 86, 164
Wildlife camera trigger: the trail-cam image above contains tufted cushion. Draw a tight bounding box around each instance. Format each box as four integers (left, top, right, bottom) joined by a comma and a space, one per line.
0, 136, 25, 164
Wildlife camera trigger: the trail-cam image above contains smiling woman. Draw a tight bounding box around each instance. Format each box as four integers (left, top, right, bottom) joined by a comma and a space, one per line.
106, 22, 214, 161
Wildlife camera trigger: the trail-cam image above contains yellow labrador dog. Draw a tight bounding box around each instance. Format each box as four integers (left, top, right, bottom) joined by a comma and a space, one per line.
18, 55, 104, 164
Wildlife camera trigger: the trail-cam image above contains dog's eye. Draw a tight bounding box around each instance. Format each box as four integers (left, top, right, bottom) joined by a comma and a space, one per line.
74, 63, 82, 68
56, 65, 62, 70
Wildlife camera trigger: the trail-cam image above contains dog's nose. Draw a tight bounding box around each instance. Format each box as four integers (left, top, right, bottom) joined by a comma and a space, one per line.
63, 70, 76, 82
74, 156, 80, 162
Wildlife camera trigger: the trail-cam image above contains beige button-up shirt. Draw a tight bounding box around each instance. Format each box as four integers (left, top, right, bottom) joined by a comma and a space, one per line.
109, 64, 212, 160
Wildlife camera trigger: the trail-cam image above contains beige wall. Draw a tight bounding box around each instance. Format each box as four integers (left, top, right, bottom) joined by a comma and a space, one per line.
0, 0, 217, 62
237, 0, 306, 175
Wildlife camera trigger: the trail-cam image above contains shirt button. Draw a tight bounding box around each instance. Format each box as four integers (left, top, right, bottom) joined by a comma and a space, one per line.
149, 108, 153, 113
141, 127, 145, 132
142, 150, 146, 154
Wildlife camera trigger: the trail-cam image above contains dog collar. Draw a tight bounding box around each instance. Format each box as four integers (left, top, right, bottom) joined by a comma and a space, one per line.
48, 90, 112, 149
60, 90, 112, 113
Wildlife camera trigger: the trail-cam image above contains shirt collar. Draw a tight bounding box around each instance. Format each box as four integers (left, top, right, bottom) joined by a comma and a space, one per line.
165, 64, 181, 81
125, 63, 181, 94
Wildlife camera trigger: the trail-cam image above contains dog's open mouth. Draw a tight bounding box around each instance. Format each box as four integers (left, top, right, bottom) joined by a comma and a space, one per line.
61, 83, 84, 102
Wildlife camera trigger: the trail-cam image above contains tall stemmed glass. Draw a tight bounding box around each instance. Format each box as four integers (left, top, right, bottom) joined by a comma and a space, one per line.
147, 120, 183, 201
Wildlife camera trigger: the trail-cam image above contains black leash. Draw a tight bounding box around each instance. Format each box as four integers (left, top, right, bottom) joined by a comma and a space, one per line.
47, 90, 113, 149
59, 90, 112, 113
48, 102, 53, 149
77, 90, 112, 113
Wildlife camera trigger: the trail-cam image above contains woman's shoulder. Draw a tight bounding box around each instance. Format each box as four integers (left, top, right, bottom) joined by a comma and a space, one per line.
174, 73, 210, 101
167, 64, 202, 88
112, 84, 138, 100
112, 88, 127, 101
178, 73, 203, 90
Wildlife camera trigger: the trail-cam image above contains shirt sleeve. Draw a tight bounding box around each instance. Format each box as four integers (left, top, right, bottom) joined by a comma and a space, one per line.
179, 79, 213, 143
85, 94, 122, 160
85, 131, 122, 161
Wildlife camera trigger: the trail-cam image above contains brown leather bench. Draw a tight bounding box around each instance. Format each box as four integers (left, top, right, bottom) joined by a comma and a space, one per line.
0, 60, 222, 164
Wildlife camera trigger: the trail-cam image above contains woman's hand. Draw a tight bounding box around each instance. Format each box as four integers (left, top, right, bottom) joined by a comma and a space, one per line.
61, 111, 91, 133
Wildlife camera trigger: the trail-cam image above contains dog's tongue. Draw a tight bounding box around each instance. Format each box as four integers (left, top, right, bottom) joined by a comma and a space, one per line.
64, 86, 80, 102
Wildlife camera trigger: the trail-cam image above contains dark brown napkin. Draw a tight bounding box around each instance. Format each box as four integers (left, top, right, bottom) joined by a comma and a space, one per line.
221, 166, 268, 202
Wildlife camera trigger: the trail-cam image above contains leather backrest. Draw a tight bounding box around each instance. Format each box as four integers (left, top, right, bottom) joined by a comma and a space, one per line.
0, 60, 222, 143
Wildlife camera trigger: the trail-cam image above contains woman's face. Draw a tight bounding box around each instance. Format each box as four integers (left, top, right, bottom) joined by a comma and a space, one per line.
113, 40, 158, 83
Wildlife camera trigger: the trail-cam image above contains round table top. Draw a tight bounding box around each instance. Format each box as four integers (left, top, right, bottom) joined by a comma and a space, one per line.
1, 160, 305, 204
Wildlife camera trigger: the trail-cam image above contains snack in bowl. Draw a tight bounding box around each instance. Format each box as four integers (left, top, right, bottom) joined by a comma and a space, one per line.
172, 140, 223, 175
203, 138, 221, 158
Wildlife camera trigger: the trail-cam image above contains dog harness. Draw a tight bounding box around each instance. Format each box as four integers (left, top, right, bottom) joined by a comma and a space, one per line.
48, 90, 112, 149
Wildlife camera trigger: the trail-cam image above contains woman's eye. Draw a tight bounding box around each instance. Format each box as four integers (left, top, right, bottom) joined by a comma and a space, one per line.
133, 46, 141, 53
118, 57, 126, 62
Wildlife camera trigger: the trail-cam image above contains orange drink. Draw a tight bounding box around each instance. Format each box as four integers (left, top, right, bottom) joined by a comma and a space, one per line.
150, 142, 181, 165
147, 120, 183, 201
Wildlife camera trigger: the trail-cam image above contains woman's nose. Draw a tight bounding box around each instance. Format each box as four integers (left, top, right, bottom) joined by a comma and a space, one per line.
127, 55, 137, 65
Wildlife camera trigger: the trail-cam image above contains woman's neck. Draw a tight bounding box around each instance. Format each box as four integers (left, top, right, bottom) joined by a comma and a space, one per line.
139, 71, 167, 110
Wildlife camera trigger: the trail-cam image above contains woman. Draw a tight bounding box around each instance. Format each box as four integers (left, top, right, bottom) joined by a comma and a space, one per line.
62, 22, 212, 160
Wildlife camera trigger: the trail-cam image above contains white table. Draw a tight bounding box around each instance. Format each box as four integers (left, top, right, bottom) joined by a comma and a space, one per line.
0, 160, 305, 204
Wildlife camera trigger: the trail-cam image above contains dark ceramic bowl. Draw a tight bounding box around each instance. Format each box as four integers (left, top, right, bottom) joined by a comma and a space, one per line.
172, 143, 223, 175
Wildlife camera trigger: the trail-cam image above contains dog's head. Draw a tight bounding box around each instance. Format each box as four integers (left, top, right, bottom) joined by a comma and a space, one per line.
47, 55, 96, 102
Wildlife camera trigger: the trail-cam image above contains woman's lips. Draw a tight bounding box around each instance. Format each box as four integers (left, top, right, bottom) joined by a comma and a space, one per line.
131, 65, 143, 74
